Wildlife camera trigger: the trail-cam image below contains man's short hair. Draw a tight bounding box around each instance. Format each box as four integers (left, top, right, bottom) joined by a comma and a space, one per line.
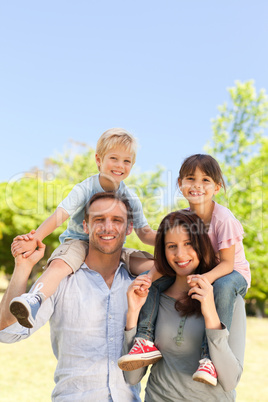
96, 128, 137, 165
84, 192, 133, 227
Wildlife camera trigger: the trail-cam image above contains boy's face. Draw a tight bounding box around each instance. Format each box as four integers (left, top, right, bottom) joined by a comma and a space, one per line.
95, 147, 134, 185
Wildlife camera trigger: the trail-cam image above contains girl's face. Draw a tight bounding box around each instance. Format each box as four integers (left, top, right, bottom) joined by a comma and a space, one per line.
165, 225, 200, 277
178, 167, 221, 206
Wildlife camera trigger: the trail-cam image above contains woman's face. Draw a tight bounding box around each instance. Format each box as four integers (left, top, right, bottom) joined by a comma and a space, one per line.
165, 225, 200, 277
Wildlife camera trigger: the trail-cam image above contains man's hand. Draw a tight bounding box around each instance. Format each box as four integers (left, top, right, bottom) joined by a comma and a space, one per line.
15, 239, 46, 269
11, 230, 38, 258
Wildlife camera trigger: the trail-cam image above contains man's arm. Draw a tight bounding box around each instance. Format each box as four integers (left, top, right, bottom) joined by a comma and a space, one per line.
0, 241, 45, 330
11, 207, 69, 258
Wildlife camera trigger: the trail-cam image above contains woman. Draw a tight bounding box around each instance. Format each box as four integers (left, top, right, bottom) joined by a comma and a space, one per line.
121, 210, 246, 401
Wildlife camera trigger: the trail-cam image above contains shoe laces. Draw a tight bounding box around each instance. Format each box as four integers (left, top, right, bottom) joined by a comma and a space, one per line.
131, 338, 149, 353
198, 358, 216, 373
23, 283, 44, 304
23, 292, 42, 304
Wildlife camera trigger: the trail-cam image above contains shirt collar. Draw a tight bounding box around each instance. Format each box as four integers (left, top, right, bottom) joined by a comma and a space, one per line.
80, 260, 125, 275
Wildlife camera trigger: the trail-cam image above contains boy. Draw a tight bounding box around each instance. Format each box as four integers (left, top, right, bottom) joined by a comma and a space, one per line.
10, 128, 157, 328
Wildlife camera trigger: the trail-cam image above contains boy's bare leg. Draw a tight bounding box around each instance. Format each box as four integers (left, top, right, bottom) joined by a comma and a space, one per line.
9, 259, 72, 328
32, 259, 73, 299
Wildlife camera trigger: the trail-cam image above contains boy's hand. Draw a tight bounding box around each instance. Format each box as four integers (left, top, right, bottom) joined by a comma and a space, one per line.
13, 229, 36, 242
11, 230, 38, 258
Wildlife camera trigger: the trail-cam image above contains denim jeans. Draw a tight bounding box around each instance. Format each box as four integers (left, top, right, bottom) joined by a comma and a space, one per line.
137, 270, 248, 350
201, 270, 248, 359
136, 276, 175, 341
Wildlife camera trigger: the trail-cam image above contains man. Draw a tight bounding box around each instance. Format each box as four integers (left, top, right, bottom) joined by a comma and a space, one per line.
0, 192, 141, 401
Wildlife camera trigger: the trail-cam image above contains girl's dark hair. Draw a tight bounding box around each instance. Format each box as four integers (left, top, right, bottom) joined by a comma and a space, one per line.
155, 210, 219, 316
178, 154, 226, 191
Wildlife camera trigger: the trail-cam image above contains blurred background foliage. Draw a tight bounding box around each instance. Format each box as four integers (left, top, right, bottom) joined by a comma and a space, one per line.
0, 80, 267, 316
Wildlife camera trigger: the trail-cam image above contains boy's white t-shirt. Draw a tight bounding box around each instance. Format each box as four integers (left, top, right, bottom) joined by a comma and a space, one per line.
58, 174, 148, 243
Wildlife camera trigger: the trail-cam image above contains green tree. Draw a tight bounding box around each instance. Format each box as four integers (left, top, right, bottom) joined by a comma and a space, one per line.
206, 80, 268, 315
207, 80, 268, 175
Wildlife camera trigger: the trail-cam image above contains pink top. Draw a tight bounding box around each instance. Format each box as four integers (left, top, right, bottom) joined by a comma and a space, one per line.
207, 202, 251, 287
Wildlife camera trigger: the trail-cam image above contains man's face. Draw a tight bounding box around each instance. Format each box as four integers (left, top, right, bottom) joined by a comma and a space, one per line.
83, 198, 132, 255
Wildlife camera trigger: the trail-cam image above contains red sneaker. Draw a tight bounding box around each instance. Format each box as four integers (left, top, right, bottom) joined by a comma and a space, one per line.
118, 337, 162, 371
192, 358, 217, 386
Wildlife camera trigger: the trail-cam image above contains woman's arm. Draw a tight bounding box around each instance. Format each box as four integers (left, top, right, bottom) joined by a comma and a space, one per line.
121, 327, 148, 385
119, 275, 151, 385
207, 296, 246, 391
125, 275, 151, 330
189, 276, 246, 391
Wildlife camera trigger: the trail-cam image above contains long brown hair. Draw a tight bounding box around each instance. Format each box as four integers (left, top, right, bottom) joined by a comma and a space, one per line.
155, 210, 218, 316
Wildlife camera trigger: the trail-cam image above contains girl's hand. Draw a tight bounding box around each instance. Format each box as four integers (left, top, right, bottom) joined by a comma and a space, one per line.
188, 275, 221, 329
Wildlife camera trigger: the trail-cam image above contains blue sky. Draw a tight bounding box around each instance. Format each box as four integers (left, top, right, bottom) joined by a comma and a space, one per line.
1, 0, 268, 197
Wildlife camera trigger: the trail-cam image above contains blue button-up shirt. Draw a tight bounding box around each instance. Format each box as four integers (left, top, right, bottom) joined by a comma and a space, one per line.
0, 262, 141, 401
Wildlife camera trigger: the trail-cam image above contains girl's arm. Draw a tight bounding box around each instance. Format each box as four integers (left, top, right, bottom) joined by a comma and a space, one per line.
135, 225, 156, 246
188, 245, 235, 286
129, 258, 163, 281
204, 245, 235, 284
11, 207, 70, 258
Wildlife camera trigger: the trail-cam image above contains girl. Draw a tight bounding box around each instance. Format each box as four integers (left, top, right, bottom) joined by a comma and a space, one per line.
120, 211, 246, 401
118, 154, 250, 387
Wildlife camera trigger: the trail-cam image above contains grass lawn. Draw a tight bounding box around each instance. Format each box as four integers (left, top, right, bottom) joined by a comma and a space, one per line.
0, 317, 267, 401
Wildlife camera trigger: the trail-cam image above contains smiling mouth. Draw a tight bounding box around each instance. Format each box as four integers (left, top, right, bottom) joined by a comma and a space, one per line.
99, 235, 116, 240
176, 260, 191, 267
112, 170, 123, 176
189, 191, 204, 196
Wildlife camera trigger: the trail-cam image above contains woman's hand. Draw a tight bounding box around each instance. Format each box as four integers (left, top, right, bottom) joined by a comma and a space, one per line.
127, 275, 151, 312
188, 275, 221, 329
125, 274, 151, 331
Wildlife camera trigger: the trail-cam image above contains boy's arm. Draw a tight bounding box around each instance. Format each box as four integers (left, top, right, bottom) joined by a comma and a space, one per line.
188, 245, 235, 285
11, 207, 70, 257
0, 241, 45, 330
134, 225, 156, 246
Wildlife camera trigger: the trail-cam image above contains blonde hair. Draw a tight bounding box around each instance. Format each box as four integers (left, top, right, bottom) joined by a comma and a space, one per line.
96, 128, 137, 164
